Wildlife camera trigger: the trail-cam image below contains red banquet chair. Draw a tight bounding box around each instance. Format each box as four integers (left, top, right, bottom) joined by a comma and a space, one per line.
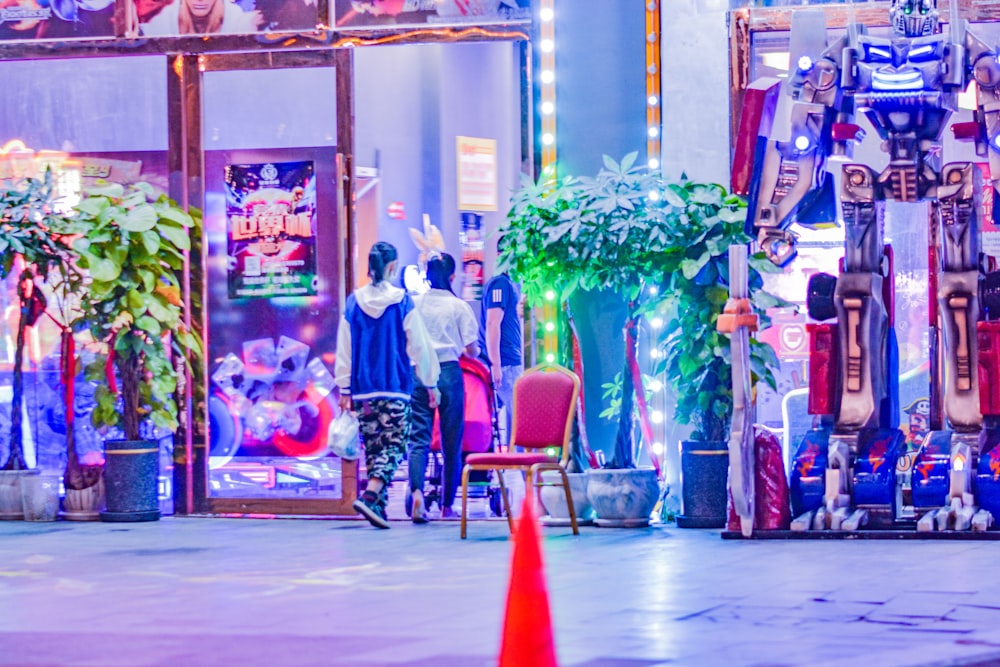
460, 363, 581, 539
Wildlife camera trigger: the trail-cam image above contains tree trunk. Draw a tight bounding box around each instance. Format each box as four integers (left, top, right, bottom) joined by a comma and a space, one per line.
609, 319, 638, 469
120, 336, 141, 442
3, 270, 29, 471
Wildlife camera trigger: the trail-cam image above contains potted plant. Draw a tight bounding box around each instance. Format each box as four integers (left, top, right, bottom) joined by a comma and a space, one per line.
0, 170, 80, 520
70, 180, 202, 522
499, 153, 780, 527
653, 182, 782, 528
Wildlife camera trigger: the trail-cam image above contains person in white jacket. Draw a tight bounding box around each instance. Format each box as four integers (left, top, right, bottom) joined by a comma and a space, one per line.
335, 241, 439, 529
407, 253, 479, 523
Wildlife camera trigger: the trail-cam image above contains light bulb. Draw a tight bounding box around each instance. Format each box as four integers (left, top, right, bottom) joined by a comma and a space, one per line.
541, 101, 554, 115
541, 70, 555, 84
541, 38, 554, 53
540, 6, 553, 21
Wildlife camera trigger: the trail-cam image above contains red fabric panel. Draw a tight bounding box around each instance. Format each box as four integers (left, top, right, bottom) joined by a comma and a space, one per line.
511, 369, 576, 449
466, 452, 555, 466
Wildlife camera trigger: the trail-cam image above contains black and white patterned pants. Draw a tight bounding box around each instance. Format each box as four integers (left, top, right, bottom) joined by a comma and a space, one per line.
355, 398, 412, 511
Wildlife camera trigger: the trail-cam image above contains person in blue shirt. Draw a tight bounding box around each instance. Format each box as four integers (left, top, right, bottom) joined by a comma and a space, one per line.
335, 241, 440, 529
479, 270, 523, 449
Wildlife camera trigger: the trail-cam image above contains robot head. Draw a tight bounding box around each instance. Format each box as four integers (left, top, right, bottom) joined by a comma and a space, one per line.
890, 0, 939, 38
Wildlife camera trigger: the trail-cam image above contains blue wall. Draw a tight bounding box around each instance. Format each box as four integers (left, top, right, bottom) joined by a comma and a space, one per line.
555, 0, 647, 176
354, 42, 522, 280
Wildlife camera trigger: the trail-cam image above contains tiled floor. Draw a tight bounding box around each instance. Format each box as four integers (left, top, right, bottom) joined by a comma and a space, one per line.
3, 515, 1000, 666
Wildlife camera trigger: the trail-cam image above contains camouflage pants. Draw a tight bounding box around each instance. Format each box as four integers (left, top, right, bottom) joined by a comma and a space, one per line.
355, 398, 412, 511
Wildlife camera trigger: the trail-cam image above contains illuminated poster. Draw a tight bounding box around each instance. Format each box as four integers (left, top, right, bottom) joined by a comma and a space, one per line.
456, 135, 497, 212
0, 0, 114, 40
138, 0, 318, 36
225, 160, 318, 299
334, 0, 530, 28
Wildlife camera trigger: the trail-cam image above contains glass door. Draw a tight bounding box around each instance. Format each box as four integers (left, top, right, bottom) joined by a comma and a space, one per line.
197, 52, 355, 515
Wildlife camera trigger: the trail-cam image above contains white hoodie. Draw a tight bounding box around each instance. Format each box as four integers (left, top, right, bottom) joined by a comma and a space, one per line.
334, 281, 440, 400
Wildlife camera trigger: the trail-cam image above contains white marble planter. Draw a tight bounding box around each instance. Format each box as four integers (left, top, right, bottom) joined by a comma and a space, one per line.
539, 471, 594, 526
586, 467, 660, 527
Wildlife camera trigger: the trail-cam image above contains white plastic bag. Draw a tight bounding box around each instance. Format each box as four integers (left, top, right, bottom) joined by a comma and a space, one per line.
328, 410, 360, 460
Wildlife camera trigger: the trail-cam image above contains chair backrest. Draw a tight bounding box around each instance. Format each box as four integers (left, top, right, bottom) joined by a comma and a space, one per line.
510, 364, 580, 462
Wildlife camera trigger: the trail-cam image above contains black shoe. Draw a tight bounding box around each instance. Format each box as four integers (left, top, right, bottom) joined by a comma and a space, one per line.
353, 491, 390, 529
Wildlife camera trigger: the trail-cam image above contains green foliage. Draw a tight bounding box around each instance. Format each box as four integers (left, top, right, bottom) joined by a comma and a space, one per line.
70, 181, 203, 442
499, 154, 785, 465
0, 170, 80, 470
500, 153, 673, 305
651, 184, 785, 442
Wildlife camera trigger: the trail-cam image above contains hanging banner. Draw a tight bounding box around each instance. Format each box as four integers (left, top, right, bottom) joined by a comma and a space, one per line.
225, 160, 318, 299
0, 0, 114, 41
334, 0, 530, 29
456, 135, 497, 212
138, 0, 318, 36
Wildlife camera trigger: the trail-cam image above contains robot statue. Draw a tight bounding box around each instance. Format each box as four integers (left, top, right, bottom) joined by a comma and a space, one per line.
726, 0, 1000, 534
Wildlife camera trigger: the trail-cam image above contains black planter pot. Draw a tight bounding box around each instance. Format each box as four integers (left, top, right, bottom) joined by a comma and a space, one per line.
677, 439, 729, 529
100, 439, 161, 522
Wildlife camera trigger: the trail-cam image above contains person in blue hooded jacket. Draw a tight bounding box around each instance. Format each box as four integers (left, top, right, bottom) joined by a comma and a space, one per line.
335, 241, 440, 529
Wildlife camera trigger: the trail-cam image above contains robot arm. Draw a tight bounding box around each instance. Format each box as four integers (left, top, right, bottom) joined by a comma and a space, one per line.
965, 29, 1000, 185
741, 13, 854, 266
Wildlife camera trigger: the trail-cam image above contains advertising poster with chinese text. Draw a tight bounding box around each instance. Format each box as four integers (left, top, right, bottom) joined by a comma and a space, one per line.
225, 160, 318, 299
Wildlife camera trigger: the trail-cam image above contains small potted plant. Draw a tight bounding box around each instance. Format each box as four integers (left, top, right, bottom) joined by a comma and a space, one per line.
70, 181, 202, 522
0, 170, 79, 520
500, 154, 781, 527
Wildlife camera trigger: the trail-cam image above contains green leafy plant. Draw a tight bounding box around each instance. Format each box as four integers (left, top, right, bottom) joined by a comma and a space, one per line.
0, 170, 80, 471
499, 153, 783, 468
70, 181, 202, 442
652, 181, 783, 443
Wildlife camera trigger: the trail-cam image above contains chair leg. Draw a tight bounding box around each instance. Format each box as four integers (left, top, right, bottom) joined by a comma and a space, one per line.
497, 468, 514, 533
460, 465, 471, 539
558, 467, 580, 536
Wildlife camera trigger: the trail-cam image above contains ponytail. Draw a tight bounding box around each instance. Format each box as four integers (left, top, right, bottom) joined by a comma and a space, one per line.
368, 241, 398, 285
425, 253, 456, 294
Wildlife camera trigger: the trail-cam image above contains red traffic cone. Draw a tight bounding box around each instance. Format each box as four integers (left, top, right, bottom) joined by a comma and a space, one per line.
498, 493, 558, 667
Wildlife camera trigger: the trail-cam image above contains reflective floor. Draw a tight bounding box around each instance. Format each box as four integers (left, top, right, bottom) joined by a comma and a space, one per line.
3, 515, 1000, 666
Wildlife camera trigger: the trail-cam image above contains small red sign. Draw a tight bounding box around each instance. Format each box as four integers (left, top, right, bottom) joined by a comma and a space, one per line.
387, 201, 406, 220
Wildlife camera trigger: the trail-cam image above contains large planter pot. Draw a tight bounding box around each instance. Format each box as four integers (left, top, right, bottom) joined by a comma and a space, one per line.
539, 471, 594, 526
677, 439, 729, 529
586, 467, 659, 527
21, 472, 60, 522
62, 476, 105, 521
101, 439, 160, 523
0, 470, 39, 520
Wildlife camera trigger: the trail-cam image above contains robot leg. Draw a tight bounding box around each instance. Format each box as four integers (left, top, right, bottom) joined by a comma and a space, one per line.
918, 162, 992, 531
